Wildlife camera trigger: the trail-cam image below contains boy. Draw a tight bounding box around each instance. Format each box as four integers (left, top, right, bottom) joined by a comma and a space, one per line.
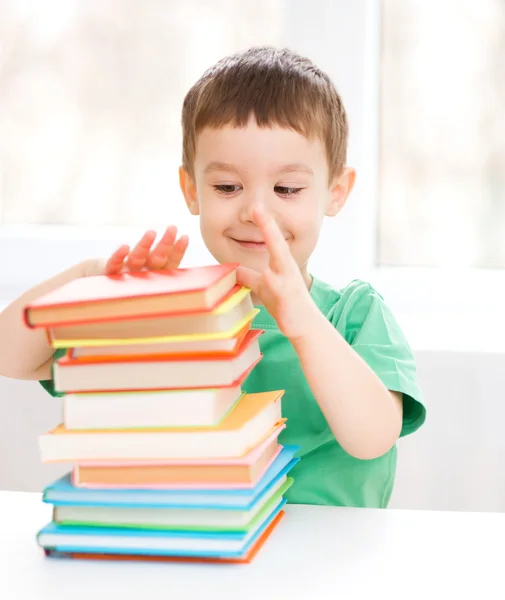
0, 46, 425, 508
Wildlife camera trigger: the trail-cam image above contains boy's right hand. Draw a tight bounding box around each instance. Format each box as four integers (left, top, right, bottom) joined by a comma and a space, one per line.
0, 227, 188, 381
84, 226, 189, 277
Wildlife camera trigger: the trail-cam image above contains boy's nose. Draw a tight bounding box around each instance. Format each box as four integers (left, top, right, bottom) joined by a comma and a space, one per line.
238, 191, 268, 224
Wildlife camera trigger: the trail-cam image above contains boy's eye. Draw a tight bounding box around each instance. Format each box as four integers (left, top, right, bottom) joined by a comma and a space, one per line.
275, 186, 303, 196
214, 184, 241, 194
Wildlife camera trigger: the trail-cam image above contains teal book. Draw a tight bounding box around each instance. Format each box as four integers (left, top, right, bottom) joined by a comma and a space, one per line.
37, 497, 286, 559
42, 445, 300, 510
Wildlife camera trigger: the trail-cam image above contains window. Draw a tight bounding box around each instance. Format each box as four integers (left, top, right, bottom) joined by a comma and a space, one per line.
0, 0, 292, 303
0, 0, 374, 305
379, 0, 505, 269
0, 0, 286, 232
1, 0, 501, 338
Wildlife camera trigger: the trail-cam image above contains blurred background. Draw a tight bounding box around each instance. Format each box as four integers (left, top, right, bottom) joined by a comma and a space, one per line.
0, 0, 504, 512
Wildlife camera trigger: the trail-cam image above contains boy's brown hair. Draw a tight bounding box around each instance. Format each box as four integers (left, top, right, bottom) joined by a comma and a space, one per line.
181, 46, 348, 182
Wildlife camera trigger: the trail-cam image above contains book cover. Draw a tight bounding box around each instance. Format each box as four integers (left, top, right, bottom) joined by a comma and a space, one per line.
25, 263, 239, 327
39, 391, 285, 461
72, 424, 286, 488
42, 446, 300, 510
38, 503, 286, 561
48, 286, 257, 348
43, 509, 285, 564
53, 478, 293, 532
59, 328, 262, 366
67, 312, 256, 357
52, 329, 263, 393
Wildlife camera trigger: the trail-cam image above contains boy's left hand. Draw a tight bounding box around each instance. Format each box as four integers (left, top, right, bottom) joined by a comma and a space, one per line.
235, 207, 320, 341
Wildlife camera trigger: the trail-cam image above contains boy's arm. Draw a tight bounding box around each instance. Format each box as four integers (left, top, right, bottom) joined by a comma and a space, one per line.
290, 310, 403, 460
0, 227, 189, 382
236, 207, 420, 461
0, 260, 92, 380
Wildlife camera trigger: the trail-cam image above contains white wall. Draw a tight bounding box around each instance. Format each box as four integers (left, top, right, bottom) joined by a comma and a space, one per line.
392, 349, 505, 513
2, 347, 505, 513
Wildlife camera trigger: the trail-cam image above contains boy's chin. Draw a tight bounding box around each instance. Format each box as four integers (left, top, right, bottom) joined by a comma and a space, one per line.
234, 255, 270, 273
210, 243, 268, 272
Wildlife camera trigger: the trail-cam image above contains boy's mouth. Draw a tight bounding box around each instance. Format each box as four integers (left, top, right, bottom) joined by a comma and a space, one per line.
230, 237, 267, 250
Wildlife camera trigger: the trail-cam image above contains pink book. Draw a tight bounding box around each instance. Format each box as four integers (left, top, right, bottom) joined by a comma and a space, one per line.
72, 423, 286, 489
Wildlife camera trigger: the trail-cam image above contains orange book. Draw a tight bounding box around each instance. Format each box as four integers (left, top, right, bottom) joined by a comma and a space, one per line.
24, 263, 238, 328
52, 329, 263, 393
38, 390, 285, 462
71, 424, 285, 487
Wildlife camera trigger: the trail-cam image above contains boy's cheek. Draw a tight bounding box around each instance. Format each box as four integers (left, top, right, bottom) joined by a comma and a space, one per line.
199, 207, 228, 232
199, 215, 229, 252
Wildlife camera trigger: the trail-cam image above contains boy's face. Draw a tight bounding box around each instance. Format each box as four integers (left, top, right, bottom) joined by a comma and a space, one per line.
180, 118, 354, 284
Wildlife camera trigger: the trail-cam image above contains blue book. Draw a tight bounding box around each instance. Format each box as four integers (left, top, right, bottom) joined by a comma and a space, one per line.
37, 497, 286, 559
42, 445, 300, 510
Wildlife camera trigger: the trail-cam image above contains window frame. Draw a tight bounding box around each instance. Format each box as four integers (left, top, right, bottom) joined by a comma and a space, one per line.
360, 0, 504, 321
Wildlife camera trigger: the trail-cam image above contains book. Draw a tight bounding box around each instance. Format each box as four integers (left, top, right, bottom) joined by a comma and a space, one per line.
69, 316, 252, 358
36, 499, 286, 559
47, 285, 255, 347
25, 263, 238, 328
72, 424, 286, 487
62, 366, 256, 430
42, 510, 285, 564
42, 446, 299, 509
39, 390, 285, 462
52, 329, 263, 393
52, 478, 293, 532
31, 260, 295, 565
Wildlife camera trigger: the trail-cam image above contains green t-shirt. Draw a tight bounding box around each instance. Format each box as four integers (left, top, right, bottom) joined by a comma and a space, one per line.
242, 277, 425, 508
39, 276, 425, 509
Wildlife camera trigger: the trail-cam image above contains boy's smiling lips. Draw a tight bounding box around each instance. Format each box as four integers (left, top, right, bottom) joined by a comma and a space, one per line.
229, 235, 291, 250
230, 237, 267, 250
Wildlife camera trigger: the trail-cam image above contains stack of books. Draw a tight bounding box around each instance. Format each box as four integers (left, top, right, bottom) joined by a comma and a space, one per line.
26, 263, 298, 564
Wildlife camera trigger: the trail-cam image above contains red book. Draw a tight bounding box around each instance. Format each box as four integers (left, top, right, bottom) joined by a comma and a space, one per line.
52, 329, 263, 394
24, 263, 238, 328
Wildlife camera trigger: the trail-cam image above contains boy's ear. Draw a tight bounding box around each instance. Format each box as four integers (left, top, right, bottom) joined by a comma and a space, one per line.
179, 166, 199, 215
325, 167, 356, 217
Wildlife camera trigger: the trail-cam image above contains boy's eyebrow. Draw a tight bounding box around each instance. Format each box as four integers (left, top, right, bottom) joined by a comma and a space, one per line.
203, 162, 314, 175
203, 162, 240, 174
278, 164, 314, 175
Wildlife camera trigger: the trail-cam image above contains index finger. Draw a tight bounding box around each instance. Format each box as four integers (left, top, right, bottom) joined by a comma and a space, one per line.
105, 245, 130, 274
252, 206, 293, 273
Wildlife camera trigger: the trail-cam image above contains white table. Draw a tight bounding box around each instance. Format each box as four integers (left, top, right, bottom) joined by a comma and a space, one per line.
1, 491, 504, 600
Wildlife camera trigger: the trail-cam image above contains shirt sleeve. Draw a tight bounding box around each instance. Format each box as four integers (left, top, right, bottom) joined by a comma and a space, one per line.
333, 280, 426, 438
39, 347, 67, 398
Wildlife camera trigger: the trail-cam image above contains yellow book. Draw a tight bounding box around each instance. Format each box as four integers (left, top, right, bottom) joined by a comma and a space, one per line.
49, 286, 257, 349
39, 390, 285, 462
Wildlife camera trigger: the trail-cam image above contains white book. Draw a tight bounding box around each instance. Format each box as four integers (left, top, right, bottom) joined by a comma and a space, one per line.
39, 390, 283, 462
53, 330, 262, 393
53, 476, 292, 530
63, 385, 244, 430
37, 500, 285, 557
